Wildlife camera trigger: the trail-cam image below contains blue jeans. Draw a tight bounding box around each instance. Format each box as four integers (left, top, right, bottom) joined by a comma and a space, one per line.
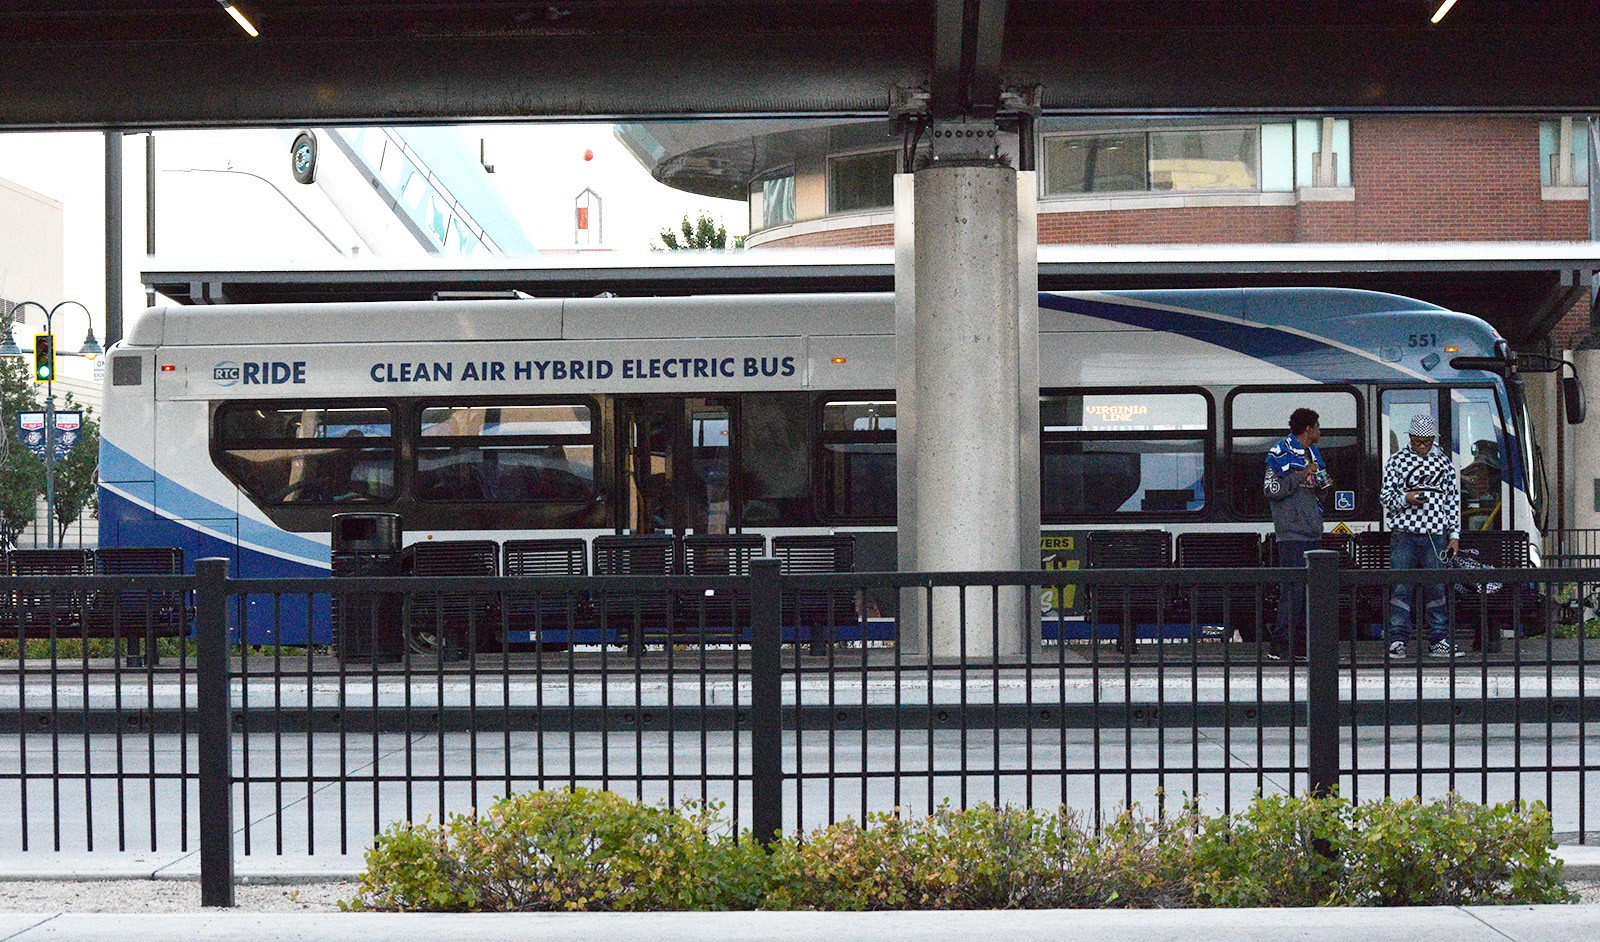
1275, 539, 1316, 646
1389, 531, 1449, 644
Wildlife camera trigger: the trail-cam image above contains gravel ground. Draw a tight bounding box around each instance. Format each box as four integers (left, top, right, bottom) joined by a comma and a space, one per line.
0, 880, 1593, 913
0, 881, 361, 913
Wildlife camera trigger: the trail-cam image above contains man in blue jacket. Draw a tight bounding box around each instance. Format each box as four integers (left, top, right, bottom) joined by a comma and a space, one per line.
1264, 407, 1331, 661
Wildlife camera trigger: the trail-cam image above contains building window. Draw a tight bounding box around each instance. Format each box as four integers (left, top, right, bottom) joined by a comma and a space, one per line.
818, 398, 896, 520
214, 404, 396, 506
1294, 118, 1352, 188
1226, 388, 1360, 520
828, 150, 898, 213
1540, 118, 1590, 187
1041, 390, 1209, 519
417, 403, 597, 504
760, 174, 796, 228
1149, 128, 1258, 191
1041, 120, 1351, 197
1043, 133, 1147, 194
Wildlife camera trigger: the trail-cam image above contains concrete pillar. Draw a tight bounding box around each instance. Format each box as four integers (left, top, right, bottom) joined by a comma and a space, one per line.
1571, 345, 1600, 532
895, 163, 1037, 659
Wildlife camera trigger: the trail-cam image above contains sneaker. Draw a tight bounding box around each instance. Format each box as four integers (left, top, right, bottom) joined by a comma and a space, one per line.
1267, 640, 1286, 661
1428, 639, 1461, 658
1387, 641, 1408, 658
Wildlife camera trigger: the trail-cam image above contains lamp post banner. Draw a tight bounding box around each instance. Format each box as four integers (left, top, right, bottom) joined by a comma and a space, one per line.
18, 412, 46, 460
53, 411, 81, 460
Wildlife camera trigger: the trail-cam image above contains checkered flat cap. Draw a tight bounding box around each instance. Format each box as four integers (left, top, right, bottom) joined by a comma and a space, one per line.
1410, 414, 1438, 438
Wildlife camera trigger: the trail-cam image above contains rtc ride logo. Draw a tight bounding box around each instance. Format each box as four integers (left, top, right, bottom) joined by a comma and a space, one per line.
213, 360, 306, 387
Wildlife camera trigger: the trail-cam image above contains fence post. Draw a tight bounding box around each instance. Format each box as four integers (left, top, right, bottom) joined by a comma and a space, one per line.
195, 557, 235, 908
1304, 549, 1340, 799
750, 558, 783, 844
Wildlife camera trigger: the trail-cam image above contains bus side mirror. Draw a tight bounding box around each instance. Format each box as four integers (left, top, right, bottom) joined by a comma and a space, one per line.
1563, 374, 1586, 424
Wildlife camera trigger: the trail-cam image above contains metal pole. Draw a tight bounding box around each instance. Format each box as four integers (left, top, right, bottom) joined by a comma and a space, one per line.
105, 130, 124, 348
749, 557, 782, 844
145, 132, 157, 310
43, 364, 54, 549
1305, 549, 1340, 798
196, 557, 236, 907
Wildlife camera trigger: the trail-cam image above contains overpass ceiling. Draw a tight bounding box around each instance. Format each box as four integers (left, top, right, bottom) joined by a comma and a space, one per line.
3, 1, 1599, 130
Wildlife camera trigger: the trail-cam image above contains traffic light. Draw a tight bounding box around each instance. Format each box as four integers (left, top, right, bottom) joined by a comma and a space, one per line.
33, 334, 55, 383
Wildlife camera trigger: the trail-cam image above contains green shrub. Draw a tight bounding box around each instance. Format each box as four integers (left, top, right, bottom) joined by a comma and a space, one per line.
345, 790, 1571, 912
1343, 796, 1570, 905
1186, 792, 1352, 907
345, 788, 772, 912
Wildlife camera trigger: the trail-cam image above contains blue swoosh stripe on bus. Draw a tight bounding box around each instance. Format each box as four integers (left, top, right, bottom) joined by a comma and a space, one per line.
1039, 293, 1419, 383
100, 438, 329, 563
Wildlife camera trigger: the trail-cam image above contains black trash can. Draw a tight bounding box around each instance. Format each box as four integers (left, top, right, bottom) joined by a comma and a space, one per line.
331, 513, 405, 662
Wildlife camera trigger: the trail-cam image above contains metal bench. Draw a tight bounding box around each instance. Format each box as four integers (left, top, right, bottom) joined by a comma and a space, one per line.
502, 538, 589, 644
592, 533, 677, 652
1086, 530, 1173, 650
680, 533, 765, 639
403, 540, 500, 656
5, 548, 95, 637
1175, 531, 1268, 640
88, 547, 188, 666
771, 534, 858, 650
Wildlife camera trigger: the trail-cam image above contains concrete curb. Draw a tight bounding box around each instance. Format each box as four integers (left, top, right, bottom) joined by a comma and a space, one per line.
3, 906, 1600, 942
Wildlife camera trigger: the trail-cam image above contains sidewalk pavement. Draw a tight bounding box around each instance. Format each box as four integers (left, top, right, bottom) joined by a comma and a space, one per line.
2, 907, 1600, 942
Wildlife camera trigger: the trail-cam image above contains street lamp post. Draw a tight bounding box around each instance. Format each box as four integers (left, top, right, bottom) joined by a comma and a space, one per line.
1, 300, 102, 548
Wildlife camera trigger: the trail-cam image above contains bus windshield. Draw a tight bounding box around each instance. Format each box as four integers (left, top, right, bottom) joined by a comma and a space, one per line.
1507, 377, 1546, 526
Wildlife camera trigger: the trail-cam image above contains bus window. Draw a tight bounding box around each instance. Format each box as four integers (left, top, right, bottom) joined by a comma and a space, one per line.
214, 403, 396, 505
1227, 388, 1360, 520
1453, 389, 1505, 532
1041, 390, 1208, 519
417, 403, 596, 504
819, 399, 896, 520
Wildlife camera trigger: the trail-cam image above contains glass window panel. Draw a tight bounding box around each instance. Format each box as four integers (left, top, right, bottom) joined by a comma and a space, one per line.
1575, 122, 1591, 187
1042, 133, 1147, 194
1540, 119, 1560, 186
1331, 119, 1352, 186
1453, 389, 1504, 532
380, 150, 409, 192
215, 404, 395, 506
417, 444, 596, 503
1230, 390, 1357, 430
1229, 433, 1358, 519
823, 400, 896, 432
1295, 119, 1319, 188
1260, 123, 1295, 192
1149, 128, 1257, 191
421, 404, 591, 437
1043, 393, 1206, 432
1043, 439, 1206, 516
828, 150, 898, 212
1380, 389, 1437, 465
822, 443, 896, 518
761, 174, 796, 227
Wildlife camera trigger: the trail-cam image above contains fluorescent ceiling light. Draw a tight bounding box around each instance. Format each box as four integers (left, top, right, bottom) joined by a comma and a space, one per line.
218, 1, 259, 37
1430, 0, 1459, 24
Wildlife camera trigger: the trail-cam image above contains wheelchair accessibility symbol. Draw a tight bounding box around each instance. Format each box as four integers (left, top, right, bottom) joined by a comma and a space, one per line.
1334, 490, 1356, 512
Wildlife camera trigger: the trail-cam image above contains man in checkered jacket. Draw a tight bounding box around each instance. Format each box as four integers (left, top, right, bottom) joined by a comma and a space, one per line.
1379, 413, 1461, 658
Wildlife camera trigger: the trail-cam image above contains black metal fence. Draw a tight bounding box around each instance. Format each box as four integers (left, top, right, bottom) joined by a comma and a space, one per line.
2, 550, 1599, 907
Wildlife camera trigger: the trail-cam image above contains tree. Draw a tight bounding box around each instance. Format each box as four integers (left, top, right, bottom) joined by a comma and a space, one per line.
655, 212, 744, 251
51, 392, 99, 545
0, 358, 44, 549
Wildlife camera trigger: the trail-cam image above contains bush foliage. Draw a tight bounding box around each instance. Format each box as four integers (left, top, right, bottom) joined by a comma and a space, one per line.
344, 788, 1570, 912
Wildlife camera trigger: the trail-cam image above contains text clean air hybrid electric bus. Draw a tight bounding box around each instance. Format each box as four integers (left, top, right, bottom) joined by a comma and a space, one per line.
97, 288, 1556, 644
